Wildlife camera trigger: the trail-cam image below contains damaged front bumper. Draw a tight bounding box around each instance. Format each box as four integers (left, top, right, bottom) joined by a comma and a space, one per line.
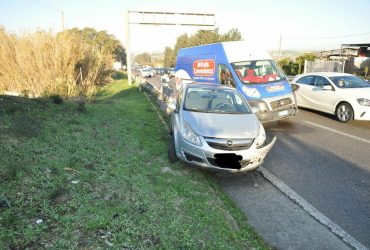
175, 134, 277, 173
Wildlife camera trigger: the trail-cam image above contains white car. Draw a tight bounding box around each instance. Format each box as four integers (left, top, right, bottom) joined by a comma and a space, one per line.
292, 72, 370, 122
139, 68, 153, 78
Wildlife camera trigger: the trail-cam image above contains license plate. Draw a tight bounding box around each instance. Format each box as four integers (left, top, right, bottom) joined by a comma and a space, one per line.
278, 110, 289, 116
267, 84, 285, 92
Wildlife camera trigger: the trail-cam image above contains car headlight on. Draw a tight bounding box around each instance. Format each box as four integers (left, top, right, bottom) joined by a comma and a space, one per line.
181, 122, 202, 146
242, 86, 261, 98
357, 98, 370, 106
256, 124, 266, 149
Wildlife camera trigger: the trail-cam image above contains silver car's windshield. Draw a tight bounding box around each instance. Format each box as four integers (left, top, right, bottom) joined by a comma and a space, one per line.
329, 76, 369, 88
183, 87, 251, 114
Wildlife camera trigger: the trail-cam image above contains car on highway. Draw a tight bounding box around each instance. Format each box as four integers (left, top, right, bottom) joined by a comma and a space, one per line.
168, 68, 175, 77
139, 68, 153, 78
292, 72, 370, 122
175, 41, 298, 123
168, 83, 276, 172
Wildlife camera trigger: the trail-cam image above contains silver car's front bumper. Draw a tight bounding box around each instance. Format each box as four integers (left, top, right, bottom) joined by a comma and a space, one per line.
174, 132, 276, 173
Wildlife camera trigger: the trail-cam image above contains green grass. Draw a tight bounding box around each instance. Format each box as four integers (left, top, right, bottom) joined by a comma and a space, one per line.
0, 79, 269, 249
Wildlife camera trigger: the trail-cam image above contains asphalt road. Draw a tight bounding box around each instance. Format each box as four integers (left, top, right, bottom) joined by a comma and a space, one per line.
146, 75, 370, 248
263, 109, 370, 247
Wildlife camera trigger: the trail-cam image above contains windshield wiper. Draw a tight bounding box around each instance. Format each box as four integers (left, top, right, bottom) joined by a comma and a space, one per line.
185, 108, 212, 113
216, 111, 245, 114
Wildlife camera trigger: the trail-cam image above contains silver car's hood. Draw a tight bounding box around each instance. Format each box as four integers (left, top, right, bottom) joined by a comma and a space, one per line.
182, 110, 260, 139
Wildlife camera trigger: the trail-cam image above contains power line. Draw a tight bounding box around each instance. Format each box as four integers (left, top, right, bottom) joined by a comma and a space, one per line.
284, 31, 370, 40
30, 0, 59, 12
30, 0, 65, 30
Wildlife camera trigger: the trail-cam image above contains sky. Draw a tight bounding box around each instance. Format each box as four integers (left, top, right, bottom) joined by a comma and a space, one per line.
1, 0, 370, 54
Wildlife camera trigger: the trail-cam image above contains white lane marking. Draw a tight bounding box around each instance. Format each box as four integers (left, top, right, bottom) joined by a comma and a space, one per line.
304, 120, 370, 145
259, 167, 368, 250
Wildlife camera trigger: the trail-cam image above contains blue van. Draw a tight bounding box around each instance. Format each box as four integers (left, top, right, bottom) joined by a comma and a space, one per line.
175, 41, 298, 122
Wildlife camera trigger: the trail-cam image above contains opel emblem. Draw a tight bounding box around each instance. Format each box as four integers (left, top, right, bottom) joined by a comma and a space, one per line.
226, 140, 233, 147
280, 100, 285, 106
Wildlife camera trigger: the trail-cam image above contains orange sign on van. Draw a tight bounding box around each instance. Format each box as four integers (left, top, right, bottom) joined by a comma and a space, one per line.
193, 59, 215, 76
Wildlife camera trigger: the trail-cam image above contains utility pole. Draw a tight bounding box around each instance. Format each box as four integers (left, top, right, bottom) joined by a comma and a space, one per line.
125, 9, 132, 85
61, 10, 65, 30
278, 34, 282, 59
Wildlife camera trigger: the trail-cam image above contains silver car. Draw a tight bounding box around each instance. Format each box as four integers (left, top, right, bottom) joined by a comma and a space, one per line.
168, 83, 276, 173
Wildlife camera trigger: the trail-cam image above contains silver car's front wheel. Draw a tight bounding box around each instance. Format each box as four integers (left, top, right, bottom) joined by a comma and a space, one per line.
168, 134, 178, 163
335, 102, 353, 123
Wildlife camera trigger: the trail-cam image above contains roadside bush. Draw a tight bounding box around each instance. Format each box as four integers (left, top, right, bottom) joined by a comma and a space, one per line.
278, 58, 299, 76
77, 100, 86, 113
112, 70, 126, 80
0, 27, 114, 99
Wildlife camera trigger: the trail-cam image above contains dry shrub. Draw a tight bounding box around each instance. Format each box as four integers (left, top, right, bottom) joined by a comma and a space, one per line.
0, 27, 113, 99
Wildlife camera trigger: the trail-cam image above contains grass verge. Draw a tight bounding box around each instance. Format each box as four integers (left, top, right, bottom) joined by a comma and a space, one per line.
0, 79, 269, 249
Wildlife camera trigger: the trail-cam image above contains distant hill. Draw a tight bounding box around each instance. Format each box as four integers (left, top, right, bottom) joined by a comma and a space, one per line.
269, 50, 309, 60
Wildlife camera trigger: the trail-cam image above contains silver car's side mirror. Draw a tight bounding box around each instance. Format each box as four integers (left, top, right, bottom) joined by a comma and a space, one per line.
251, 107, 259, 114
168, 102, 177, 113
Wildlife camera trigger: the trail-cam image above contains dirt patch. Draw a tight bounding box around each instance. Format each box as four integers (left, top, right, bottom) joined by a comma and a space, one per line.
161, 166, 181, 175
49, 186, 70, 204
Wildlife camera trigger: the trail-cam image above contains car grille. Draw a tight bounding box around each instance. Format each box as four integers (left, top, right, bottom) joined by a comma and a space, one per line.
205, 138, 254, 151
270, 97, 292, 110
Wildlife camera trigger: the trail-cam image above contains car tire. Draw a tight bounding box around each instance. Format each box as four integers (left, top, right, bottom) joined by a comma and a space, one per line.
335, 102, 353, 123
168, 133, 178, 163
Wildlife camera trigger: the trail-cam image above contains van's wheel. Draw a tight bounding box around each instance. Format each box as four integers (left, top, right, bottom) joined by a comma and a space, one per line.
336, 102, 353, 123
168, 134, 178, 163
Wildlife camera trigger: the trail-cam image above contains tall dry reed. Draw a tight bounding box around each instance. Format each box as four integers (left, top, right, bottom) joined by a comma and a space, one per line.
0, 27, 113, 98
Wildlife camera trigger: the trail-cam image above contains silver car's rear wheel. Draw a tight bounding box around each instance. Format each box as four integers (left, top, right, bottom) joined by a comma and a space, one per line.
335, 102, 353, 123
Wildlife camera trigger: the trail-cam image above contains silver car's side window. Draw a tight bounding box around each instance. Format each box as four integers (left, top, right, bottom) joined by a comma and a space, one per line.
234, 93, 243, 105
177, 89, 183, 111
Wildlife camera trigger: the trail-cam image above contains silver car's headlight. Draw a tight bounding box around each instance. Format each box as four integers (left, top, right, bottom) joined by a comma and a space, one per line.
357, 98, 370, 106
181, 122, 202, 146
242, 86, 261, 98
256, 124, 266, 149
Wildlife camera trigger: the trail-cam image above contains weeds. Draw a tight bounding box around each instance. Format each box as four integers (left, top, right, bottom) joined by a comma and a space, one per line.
48, 186, 69, 203
0, 196, 11, 210
0, 79, 269, 249
49, 95, 63, 104
77, 100, 86, 113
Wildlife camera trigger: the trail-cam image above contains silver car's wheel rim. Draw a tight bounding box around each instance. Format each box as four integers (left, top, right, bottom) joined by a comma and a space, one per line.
337, 105, 351, 121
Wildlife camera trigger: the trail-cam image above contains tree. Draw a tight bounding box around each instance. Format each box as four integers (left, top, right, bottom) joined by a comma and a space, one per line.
163, 28, 242, 67
163, 47, 175, 67
135, 52, 152, 66
64, 27, 126, 64
220, 28, 242, 42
